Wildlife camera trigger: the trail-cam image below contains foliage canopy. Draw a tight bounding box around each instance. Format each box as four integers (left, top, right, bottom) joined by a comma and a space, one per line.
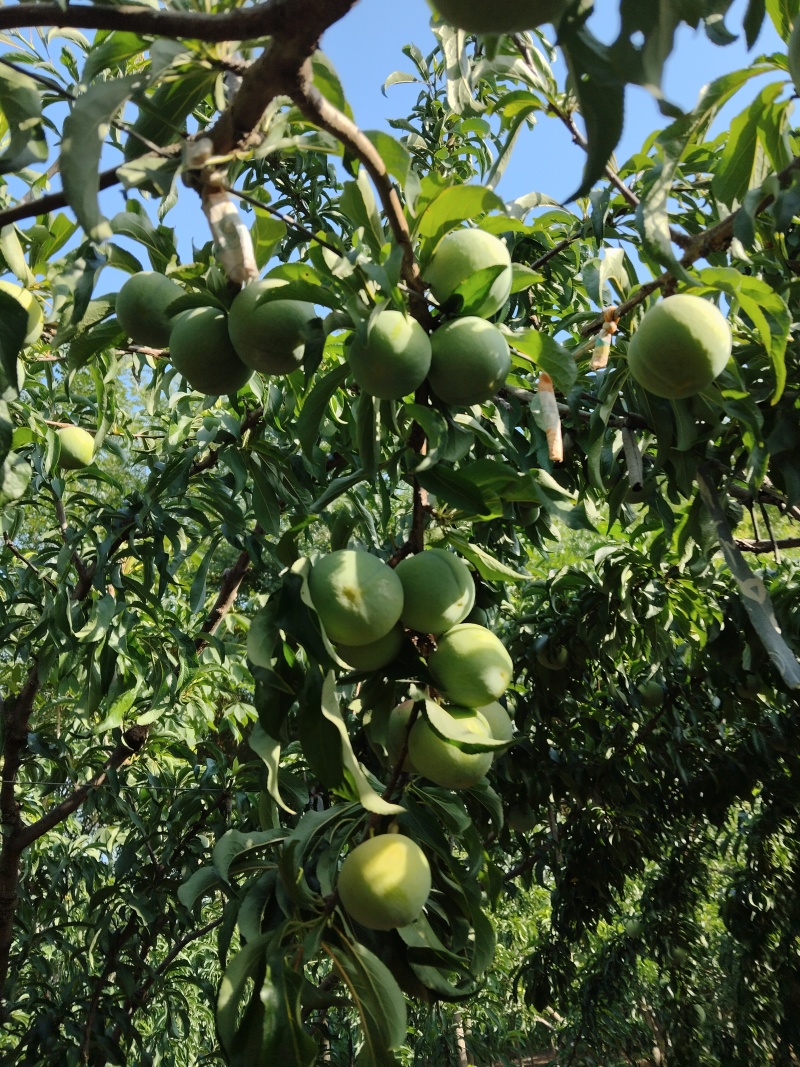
1, 0, 800, 1064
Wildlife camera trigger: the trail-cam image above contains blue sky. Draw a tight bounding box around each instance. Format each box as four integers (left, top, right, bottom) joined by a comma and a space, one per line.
322, 0, 786, 203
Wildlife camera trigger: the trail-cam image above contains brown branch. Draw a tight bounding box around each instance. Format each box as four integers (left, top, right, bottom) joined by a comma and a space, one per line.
0, 0, 354, 42
194, 542, 254, 653
288, 60, 425, 305
15, 726, 149, 852
734, 537, 800, 554
0, 167, 121, 228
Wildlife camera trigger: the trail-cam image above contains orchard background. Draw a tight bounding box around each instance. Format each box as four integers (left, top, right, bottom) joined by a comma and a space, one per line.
2, 0, 800, 1064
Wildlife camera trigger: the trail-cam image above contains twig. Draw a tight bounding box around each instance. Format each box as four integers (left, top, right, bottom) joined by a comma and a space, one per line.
0, 167, 121, 228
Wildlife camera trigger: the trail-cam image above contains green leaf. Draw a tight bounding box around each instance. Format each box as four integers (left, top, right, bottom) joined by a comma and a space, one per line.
0, 290, 29, 396
560, 25, 625, 200
506, 328, 577, 395
363, 130, 412, 185
711, 83, 784, 207
249, 458, 282, 537
61, 73, 149, 240
414, 185, 505, 254
636, 138, 696, 286
355, 392, 380, 478
323, 939, 407, 1065
296, 362, 350, 458
252, 212, 287, 271
341, 170, 385, 255
320, 671, 404, 815
444, 534, 529, 582
250, 723, 296, 815
0, 63, 48, 174
213, 828, 286, 883
124, 65, 216, 160
421, 701, 510, 753
189, 536, 220, 614
415, 466, 490, 517
177, 866, 220, 911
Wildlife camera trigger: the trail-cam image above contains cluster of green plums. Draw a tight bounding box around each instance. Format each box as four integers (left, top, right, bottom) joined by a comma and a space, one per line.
115, 271, 317, 396
349, 227, 513, 407
307, 544, 516, 931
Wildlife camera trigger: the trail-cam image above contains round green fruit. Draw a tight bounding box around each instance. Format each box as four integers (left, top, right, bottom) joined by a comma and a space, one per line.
428, 0, 568, 34
536, 645, 568, 671
348, 310, 432, 399
115, 271, 184, 348
228, 280, 317, 375
56, 425, 94, 470
0, 281, 44, 345
408, 705, 493, 788
476, 700, 514, 742
637, 679, 665, 709
395, 549, 475, 635
507, 805, 538, 832
338, 834, 431, 930
336, 625, 405, 672
425, 229, 512, 318
428, 317, 511, 407
308, 549, 404, 646
386, 699, 432, 772
428, 623, 513, 707
627, 294, 732, 400
789, 20, 800, 96
169, 307, 252, 396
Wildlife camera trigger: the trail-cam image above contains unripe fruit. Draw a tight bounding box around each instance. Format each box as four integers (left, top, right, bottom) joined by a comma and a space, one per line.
115, 271, 184, 348
348, 310, 432, 399
536, 645, 568, 671
637, 680, 665, 709
428, 623, 513, 707
386, 699, 431, 771
627, 294, 732, 400
228, 279, 317, 375
56, 425, 94, 470
507, 805, 538, 832
395, 549, 475, 635
0, 281, 44, 345
428, 0, 568, 34
426, 229, 512, 318
338, 834, 431, 930
308, 549, 404, 646
169, 307, 252, 396
476, 700, 514, 742
408, 705, 493, 788
428, 317, 511, 407
789, 20, 800, 96
336, 624, 405, 671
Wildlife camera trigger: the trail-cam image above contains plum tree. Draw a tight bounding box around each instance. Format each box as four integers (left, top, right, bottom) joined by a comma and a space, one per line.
308, 549, 404, 646
55, 426, 94, 470
337, 834, 431, 930
395, 548, 475, 635
428, 0, 568, 34
169, 308, 252, 396
427, 317, 511, 406
347, 310, 432, 399
227, 279, 317, 374
626, 294, 732, 399
425, 228, 512, 317
428, 623, 513, 707
115, 271, 184, 348
407, 705, 494, 788
0, 282, 44, 346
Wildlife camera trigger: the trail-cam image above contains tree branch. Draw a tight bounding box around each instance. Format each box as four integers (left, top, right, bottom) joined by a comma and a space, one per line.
288, 60, 426, 306
15, 726, 149, 852
0, 0, 356, 42
734, 537, 800, 554
0, 167, 121, 229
